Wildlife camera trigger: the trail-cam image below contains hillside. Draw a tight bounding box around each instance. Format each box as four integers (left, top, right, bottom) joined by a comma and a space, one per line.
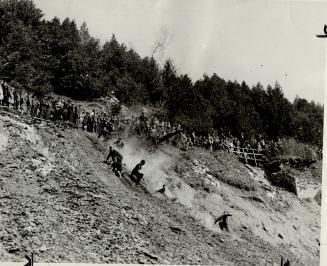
0, 104, 321, 265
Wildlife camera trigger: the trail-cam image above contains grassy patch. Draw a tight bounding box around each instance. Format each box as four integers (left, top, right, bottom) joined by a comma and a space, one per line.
186, 149, 257, 191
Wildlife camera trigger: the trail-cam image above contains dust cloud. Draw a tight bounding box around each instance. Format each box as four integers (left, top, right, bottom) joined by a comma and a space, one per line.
0, 132, 8, 152
108, 136, 221, 232
112, 137, 175, 192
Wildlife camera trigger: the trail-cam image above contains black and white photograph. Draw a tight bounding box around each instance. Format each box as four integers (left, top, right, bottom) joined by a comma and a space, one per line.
0, 0, 325, 265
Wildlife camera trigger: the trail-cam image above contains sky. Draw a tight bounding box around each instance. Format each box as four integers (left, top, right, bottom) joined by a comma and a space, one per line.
33, 0, 327, 104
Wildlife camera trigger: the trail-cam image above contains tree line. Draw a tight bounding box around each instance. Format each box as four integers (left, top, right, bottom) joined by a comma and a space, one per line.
0, 0, 323, 147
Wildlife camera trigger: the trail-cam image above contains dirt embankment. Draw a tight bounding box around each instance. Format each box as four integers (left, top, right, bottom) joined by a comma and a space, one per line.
0, 107, 321, 265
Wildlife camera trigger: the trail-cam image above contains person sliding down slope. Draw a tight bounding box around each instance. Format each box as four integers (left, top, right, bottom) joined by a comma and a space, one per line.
113, 137, 124, 148
214, 211, 232, 232
106, 146, 123, 177
130, 160, 146, 184
111, 158, 122, 178
106, 146, 123, 163
155, 184, 166, 194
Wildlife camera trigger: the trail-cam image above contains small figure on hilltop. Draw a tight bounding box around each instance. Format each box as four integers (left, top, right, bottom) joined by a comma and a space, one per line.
214, 211, 232, 232
130, 160, 146, 184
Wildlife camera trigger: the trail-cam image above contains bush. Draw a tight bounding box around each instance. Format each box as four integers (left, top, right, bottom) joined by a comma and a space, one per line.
111, 102, 122, 116
279, 138, 317, 163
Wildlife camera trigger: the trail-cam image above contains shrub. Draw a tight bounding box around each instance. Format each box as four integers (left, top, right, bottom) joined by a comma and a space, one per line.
279, 138, 317, 163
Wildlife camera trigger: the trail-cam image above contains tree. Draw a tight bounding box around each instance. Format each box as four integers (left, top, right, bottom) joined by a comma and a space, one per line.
0, 0, 44, 90
139, 56, 161, 103
100, 34, 127, 86
0, 0, 322, 149
79, 22, 91, 44
162, 59, 178, 101
292, 96, 323, 146
151, 26, 173, 63
167, 74, 213, 132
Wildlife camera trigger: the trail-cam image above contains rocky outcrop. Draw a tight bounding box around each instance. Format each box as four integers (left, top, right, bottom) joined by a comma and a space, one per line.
264, 161, 298, 195
279, 147, 317, 169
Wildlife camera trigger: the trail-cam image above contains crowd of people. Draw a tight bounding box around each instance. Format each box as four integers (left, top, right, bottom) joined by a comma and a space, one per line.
0, 80, 81, 124
131, 112, 270, 155
0, 80, 127, 137
81, 110, 126, 138
0, 79, 320, 164
177, 131, 269, 154
131, 112, 182, 140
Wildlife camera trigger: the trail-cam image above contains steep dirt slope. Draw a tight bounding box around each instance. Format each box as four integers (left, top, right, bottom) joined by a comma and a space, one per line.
155, 148, 320, 265
0, 109, 240, 265
0, 108, 321, 265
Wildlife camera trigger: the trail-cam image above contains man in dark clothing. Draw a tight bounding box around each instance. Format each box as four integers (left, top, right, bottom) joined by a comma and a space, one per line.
98, 120, 109, 139
87, 115, 93, 132
156, 184, 166, 194
106, 146, 123, 177
130, 160, 145, 184
2, 83, 9, 107
111, 158, 123, 178
214, 212, 232, 232
26, 93, 30, 115
106, 146, 123, 164
13, 89, 18, 110
280, 257, 290, 266
73, 106, 79, 125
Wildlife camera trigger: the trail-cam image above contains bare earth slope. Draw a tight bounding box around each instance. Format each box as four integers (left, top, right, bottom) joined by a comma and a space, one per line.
0, 108, 321, 265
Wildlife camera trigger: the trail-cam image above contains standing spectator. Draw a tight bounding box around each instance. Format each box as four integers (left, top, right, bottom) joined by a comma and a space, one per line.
208, 134, 214, 152
68, 102, 74, 124
87, 114, 93, 132
19, 92, 24, 114
73, 106, 79, 126
8, 87, 14, 109
0, 82, 3, 106
13, 88, 18, 110
2, 83, 9, 107
191, 131, 196, 146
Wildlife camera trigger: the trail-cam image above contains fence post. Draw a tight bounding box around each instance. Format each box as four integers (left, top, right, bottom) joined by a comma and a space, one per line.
244, 148, 248, 164
253, 149, 257, 166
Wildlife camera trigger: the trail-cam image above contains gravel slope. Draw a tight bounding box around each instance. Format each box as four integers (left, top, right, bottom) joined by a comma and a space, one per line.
0, 108, 321, 265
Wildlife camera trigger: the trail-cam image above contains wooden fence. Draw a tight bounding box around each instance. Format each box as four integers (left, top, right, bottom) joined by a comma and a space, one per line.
230, 147, 267, 166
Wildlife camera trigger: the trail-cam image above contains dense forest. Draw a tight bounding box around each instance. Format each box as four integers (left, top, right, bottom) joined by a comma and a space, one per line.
0, 0, 323, 147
